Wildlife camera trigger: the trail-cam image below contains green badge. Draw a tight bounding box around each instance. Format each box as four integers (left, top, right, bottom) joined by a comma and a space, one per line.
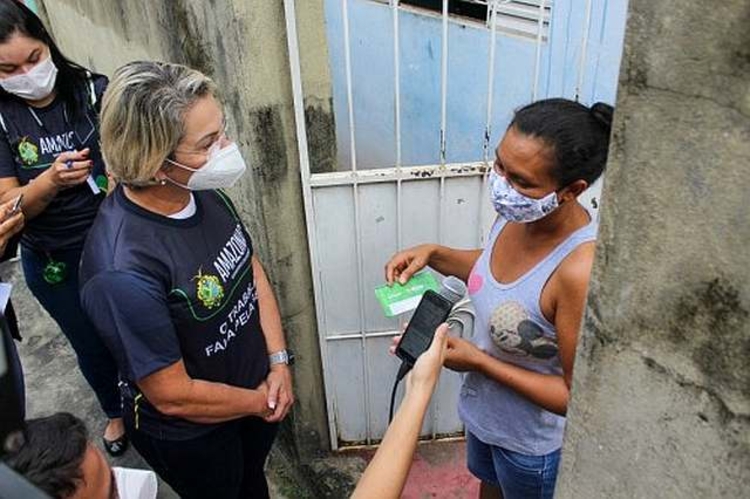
43, 259, 68, 285
374, 272, 439, 317
194, 270, 224, 309
17, 137, 39, 166
95, 174, 109, 192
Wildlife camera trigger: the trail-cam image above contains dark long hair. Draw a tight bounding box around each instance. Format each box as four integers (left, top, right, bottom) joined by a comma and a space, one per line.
0, 0, 91, 119
510, 98, 614, 189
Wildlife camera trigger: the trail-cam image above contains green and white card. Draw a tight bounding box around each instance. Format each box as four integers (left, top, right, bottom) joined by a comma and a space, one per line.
374, 272, 439, 317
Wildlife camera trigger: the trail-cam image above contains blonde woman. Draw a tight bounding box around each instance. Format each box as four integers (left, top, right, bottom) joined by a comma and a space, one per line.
79, 61, 294, 499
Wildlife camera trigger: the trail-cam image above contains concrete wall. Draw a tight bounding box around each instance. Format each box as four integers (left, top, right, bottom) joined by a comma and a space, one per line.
557, 0, 750, 497
33, 0, 334, 461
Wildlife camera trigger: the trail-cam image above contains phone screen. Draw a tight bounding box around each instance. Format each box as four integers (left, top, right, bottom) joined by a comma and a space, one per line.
396, 290, 453, 365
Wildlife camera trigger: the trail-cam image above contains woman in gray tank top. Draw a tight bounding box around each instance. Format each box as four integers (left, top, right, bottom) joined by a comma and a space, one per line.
385, 98, 614, 499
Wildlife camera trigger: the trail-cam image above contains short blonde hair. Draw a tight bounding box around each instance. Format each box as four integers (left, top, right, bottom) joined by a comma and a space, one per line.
100, 61, 218, 185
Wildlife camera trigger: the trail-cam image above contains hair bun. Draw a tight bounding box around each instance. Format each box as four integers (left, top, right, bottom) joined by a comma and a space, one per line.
590, 102, 614, 130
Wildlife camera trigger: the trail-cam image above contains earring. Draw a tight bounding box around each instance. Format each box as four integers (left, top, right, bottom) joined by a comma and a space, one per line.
159, 179, 167, 185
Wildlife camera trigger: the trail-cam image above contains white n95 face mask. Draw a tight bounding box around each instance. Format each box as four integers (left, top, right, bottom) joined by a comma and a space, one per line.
489, 170, 559, 223
112, 467, 158, 499
0, 55, 58, 101
166, 142, 247, 191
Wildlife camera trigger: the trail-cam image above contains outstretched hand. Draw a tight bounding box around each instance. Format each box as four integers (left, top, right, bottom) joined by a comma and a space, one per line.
406, 323, 449, 397
384, 244, 435, 285
389, 323, 449, 399
390, 324, 484, 374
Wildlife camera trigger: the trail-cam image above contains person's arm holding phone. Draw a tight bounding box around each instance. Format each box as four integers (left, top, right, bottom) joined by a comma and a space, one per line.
0, 149, 93, 220
352, 324, 449, 499
0, 196, 24, 256
395, 290, 453, 366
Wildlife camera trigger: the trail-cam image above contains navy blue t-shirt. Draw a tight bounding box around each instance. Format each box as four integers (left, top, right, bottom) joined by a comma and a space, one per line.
79, 187, 270, 440
0, 75, 108, 251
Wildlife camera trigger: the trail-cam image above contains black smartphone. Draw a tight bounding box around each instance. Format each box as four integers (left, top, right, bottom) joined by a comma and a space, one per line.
396, 290, 453, 366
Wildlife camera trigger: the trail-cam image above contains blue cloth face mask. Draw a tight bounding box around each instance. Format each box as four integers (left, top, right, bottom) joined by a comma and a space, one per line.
489, 170, 559, 223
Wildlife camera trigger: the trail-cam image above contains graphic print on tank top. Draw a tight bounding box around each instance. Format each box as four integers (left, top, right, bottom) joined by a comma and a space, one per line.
488, 300, 558, 360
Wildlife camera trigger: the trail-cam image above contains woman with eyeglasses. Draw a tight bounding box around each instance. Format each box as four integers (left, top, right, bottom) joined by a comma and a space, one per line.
0, 0, 123, 455
79, 61, 294, 499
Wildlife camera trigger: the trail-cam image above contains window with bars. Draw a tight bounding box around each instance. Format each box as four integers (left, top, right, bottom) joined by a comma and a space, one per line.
376, 1, 552, 40
489, 0, 552, 40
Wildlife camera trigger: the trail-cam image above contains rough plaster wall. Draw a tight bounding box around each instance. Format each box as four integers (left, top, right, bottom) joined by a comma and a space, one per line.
557, 1, 750, 497
295, 1, 337, 174
32, 0, 335, 458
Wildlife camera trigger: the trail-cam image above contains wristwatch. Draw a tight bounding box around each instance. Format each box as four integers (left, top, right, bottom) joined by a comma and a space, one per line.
269, 349, 295, 366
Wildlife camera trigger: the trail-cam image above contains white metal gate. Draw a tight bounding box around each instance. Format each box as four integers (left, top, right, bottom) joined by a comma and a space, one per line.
285, 0, 627, 449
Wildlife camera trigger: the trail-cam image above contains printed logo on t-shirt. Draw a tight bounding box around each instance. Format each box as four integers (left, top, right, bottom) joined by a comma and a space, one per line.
171, 224, 252, 319
39, 131, 77, 157
206, 281, 258, 357
213, 224, 250, 283
16, 136, 39, 166
488, 300, 558, 360
168, 220, 258, 358
15, 131, 78, 169
194, 270, 225, 309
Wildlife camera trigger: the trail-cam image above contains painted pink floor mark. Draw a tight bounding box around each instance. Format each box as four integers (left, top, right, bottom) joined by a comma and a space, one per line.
361, 440, 480, 498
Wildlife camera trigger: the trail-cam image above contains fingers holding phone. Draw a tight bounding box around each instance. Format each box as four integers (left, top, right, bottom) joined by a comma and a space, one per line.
406, 323, 449, 397
387, 323, 408, 356
46, 149, 93, 189
0, 195, 24, 255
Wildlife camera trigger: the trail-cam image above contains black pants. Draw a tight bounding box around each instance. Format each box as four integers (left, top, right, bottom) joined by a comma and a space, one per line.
130, 417, 278, 499
21, 247, 121, 417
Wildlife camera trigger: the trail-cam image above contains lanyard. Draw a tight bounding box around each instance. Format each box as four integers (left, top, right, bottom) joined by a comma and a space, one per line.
27, 103, 95, 146
26, 103, 69, 134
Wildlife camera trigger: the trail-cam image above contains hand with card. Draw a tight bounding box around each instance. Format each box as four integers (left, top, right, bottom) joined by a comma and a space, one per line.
0, 195, 24, 256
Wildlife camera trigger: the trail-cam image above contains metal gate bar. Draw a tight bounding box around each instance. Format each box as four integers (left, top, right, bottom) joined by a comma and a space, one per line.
576, 0, 593, 100
341, 0, 376, 445
283, 0, 340, 450
532, 0, 547, 100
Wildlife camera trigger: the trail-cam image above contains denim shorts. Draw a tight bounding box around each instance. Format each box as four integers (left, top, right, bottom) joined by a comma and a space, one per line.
466, 431, 561, 499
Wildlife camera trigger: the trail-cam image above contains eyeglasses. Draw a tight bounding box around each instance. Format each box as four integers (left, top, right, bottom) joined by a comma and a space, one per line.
173, 120, 229, 157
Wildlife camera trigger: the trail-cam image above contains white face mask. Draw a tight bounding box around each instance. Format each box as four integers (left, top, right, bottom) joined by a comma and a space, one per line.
0, 55, 58, 101
112, 467, 158, 499
165, 142, 247, 191
489, 170, 559, 223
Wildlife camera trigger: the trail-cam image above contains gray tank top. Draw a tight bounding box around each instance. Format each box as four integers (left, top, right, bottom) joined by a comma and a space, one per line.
458, 212, 597, 455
